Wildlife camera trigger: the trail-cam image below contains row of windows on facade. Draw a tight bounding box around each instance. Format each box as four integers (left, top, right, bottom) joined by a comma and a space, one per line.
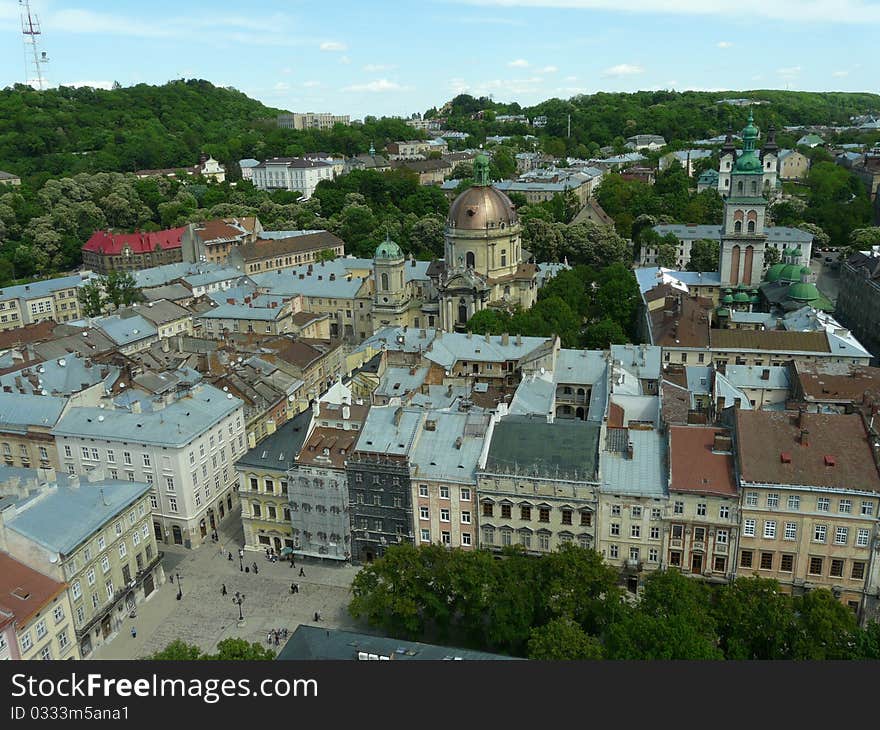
151, 477, 224, 512
420, 506, 471, 523
63, 504, 148, 578
417, 485, 471, 500
742, 519, 872, 546
481, 527, 590, 551
482, 503, 591, 526
70, 442, 235, 473
2, 443, 50, 461
744, 492, 875, 515
739, 550, 867, 580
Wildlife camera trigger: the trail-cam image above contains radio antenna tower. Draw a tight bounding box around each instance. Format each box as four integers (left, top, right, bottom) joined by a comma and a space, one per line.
20, 0, 49, 90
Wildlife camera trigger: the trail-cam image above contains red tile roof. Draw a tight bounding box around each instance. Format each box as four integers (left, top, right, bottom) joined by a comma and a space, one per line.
735, 410, 880, 491
83, 226, 188, 256
0, 553, 67, 629
669, 426, 737, 496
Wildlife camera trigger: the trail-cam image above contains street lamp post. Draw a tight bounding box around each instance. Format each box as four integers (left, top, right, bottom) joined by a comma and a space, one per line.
175, 573, 182, 600
232, 591, 246, 627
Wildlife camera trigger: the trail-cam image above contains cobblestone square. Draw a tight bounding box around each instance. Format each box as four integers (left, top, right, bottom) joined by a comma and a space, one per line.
91, 511, 362, 659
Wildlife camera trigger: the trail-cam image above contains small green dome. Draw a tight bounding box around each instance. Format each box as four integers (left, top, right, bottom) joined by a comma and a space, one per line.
750, 294, 761, 304
374, 235, 403, 260
721, 293, 734, 304
724, 287, 733, 294
788, 282, 819, 302
793, 246, 803, 257
782, 246, 797, 256
733, 292, 750, 303
742, 112, 759, 142
716, 307, 730, 317
779, 263, 802, 283
733, 150, 763, 173
764, 263, 786, 282
800, 266, 811, 276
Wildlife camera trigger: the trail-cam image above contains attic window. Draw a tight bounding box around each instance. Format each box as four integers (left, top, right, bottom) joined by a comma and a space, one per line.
824, 455, 836, 467
780, 452, 792, 463
12, 587, 30, 600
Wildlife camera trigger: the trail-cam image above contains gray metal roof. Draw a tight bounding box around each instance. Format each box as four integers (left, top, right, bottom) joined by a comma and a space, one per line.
0, 354, 120, 397
425, 331, 552, 370
235, 409, 312, 472
355, 405, 424, 456
409, 410, 486, 484
0, 393, 68, 431
600, 427, 667, 497
355, 327, 439, 356
375, 366, 429, 399
484, 415, 600, 481
6, 479, 151, 555
0, 272, 97, 302
196, 303, 287, 322
96, 314, 158, 346
277, 625, 516, 661
53, 384, 242, 447
724, 364, 790, 390
653, 224, 813, 244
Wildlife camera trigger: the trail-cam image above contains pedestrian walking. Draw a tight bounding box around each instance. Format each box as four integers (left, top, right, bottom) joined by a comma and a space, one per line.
221, 583, 227, 596
274, 633, 279, 647
313, 611, 319, 622
299, 567, 305, 577
238, 548, 244, 559
290, 582, 296, 594
265, 548, 270, 560
227, 551, 233, 561
294, 583, 299, 594
289, 557, 294, 569
253, 562, 259, 575
131, 626, 137, 639
267, 632, 272, 646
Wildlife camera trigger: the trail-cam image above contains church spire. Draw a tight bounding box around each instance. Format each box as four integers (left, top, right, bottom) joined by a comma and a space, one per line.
474, 154, 490, 186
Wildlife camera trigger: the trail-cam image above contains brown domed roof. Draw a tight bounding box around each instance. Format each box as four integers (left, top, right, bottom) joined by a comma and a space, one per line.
447, 185, 518, 231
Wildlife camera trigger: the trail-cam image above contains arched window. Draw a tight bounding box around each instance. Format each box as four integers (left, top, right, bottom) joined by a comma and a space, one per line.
458, 303, 468, 324
747, 220, 755, 233
501, 249, 507, 267
751, 181, 757, 195
737, 180, 744, 194
734, 221, 742, 233
380, 272, 389, 290
465, 251, 475, 269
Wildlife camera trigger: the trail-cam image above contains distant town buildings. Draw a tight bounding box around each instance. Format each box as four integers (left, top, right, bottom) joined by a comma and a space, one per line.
276, 112, 350, 130
250, 157, 336, 199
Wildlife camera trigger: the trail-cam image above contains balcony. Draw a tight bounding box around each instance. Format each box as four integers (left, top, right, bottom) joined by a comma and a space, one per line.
715, 543, 728, 555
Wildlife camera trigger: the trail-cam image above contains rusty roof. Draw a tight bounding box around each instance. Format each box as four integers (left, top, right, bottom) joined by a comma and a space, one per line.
710, 329, 830, 353
669, 426, 737, 496
794, 361, 880, 403
237, 232, 344, 262
0, 553, 67, 629
649, 294, 713, 348
296, 427, 359, 469
735, 409, 880, 491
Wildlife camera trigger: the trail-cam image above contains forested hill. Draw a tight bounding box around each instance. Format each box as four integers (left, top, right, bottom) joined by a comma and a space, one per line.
430, 89, 880, 156
0, 79, 420, 186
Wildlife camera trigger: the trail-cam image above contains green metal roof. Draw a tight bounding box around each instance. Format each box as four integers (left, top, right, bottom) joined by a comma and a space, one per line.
788, 281, 820, 301
374, 234, 403, 260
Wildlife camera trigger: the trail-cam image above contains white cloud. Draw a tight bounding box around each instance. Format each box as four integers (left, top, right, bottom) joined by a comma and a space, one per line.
61, 80, 116, 90
832, 70, 849, 77
273, 81, 291, 92
717, 41, 733, 48
450, 0, 880, 24
449, 78, 471, 95
541, 65, 559, 73
564, 75, 578, 82
508, 59, 530, 68
602, 63, 644, 77
777, 65, 801, 78
303, 80, 321, 88
320, 41, 348, 52
341, 79, 411, 93
339, 56, 351, 65
363, 64, 397, 72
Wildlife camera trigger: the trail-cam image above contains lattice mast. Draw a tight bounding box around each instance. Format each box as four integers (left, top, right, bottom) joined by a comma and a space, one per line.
20, 0, 49, 90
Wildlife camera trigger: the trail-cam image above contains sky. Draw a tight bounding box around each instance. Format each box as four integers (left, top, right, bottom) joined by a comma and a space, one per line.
1, 0, 878, 119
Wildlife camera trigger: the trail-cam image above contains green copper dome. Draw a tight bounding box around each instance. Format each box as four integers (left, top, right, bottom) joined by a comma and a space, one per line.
733, 291, 750, 303
800, 266, 811, 276
374, 234, 403, 260
788, 281, 820, 302
750, 293, 762, 304
716, 307, 730, 317
721, 293, 734, 304
779, 263, 802, 283
764, 263, 786, 282
782, 246, 797, 257
733, 150, 763, 173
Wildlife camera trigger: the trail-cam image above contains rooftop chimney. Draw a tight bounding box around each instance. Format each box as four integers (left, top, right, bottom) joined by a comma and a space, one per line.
501, 332, 509, 346
626, 442, 634, 460
485, 332, 491, 343
712, 433, 732, 453
800, 429, 809, 447
760, 368, 770, 380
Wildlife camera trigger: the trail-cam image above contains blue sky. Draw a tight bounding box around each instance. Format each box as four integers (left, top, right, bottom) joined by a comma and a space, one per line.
1, 0, 878, 118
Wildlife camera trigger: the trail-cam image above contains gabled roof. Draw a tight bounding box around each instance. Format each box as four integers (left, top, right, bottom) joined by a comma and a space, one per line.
0, 553, 67, 629
83, 227, 187, 255
669, 426, 736, 496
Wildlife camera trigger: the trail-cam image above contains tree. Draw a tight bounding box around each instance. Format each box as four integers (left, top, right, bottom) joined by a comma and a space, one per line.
655, 233, 679, 268
712, 577, 796, 659
146, 639, 205, 660
843, 226, 880, 258
408, 216, 445, 258
604, 570, 723, 660
528, 617, 604, 660
686, 238, 720, 272
77, 280, 106, 317
450, 162, 473, 180
582, 318, 628, 349
763, 246, 781, 268
209, 638, 277, 660
790, 589, 859, 659
314, 248, 337, 263
102, 270, 141, 311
